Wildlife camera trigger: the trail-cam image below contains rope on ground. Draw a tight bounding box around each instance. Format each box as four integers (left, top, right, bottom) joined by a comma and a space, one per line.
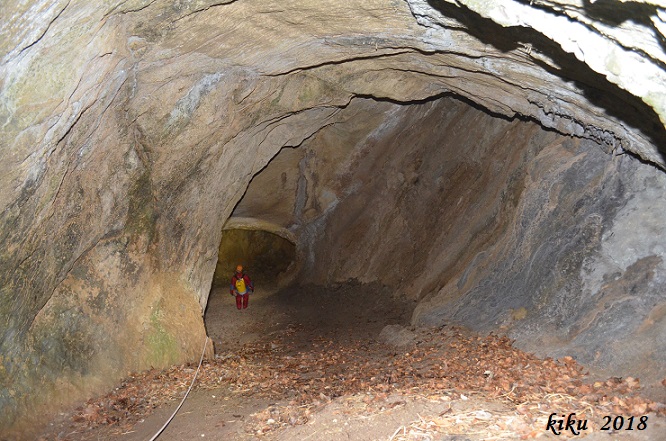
148, 335, 209, 441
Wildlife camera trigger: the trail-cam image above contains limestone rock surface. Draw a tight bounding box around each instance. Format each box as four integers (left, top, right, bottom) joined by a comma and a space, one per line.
1, 0, 666, 434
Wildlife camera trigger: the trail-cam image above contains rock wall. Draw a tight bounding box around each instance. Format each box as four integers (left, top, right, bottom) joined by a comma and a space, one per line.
1, 0, 666, 434
412, 134, 666, 379
291, 97, 666, 394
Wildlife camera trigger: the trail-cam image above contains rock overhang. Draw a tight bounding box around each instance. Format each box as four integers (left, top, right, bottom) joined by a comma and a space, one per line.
2, 0, 666, 434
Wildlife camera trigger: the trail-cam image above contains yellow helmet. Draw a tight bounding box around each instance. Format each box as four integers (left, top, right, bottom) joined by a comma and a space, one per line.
236, 265, 243, 273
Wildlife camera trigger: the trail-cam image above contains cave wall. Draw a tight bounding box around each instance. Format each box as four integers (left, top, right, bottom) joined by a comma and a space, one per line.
412, 133, 666, 386
302, 97, 544, 288
296, 97, 666, 390
2, 0, 666, 433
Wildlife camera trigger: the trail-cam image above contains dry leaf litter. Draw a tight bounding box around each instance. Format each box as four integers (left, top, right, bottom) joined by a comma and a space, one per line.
49, 326, 665, 440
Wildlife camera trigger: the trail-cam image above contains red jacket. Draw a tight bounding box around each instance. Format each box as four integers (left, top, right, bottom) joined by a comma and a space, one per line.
230, 273, 254, 295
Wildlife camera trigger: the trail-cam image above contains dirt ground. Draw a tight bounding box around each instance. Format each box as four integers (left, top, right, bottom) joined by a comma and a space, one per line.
36, 281, 666, 441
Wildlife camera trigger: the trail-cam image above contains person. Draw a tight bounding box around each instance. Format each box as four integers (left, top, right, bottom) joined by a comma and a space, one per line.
230, 265, 254, 310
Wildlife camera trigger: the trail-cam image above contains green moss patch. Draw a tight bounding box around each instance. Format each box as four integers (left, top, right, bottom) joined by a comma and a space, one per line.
145, 302, 179, 367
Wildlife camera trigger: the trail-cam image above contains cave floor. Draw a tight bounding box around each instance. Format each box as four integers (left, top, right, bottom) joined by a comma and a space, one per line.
38, 282, 666, 441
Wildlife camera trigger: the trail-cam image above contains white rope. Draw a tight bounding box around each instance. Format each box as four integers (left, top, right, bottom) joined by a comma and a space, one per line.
148, 336, 209, 441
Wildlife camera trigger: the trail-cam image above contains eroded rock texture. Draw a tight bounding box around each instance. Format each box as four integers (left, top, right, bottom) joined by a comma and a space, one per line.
1, 0, 666, 433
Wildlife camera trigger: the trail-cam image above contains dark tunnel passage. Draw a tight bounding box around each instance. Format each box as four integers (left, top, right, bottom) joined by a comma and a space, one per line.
203, 94, 666, 396
192, 95, 666, 441
211, 228, 297, 289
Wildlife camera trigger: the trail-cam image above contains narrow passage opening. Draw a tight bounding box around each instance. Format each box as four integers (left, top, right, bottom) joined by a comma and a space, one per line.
212, 228, 296, 289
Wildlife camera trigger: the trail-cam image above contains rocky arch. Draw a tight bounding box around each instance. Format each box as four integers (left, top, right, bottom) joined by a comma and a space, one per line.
213, 217, 299, 289
1, 0, 666, 434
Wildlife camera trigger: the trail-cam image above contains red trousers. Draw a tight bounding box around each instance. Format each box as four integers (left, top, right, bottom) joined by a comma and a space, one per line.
235, 293, 249, 310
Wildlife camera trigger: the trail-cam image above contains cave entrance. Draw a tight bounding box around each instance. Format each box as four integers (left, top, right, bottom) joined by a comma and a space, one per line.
211, 219, 298, 290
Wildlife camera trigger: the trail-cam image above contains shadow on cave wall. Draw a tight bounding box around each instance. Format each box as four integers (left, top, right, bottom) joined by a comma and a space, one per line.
425, 0, 666, 166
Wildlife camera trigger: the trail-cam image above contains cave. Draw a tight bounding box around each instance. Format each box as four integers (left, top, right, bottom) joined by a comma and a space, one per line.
2, 0, 666, 439
212, 221, 298, 289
